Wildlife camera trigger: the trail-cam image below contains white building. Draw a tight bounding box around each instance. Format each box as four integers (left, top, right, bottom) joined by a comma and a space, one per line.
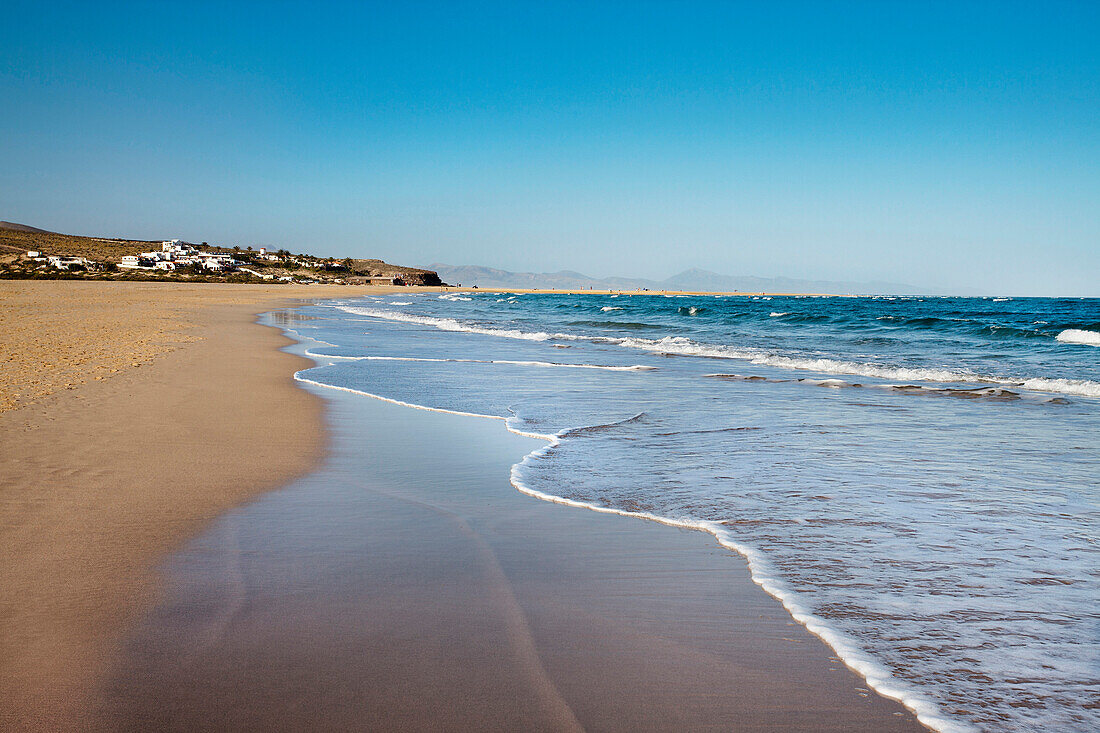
114, 242, 244, 273
161, 240, 197, 256
119, 255, 153, 270
46, 255, 89, 270
195, 253, 237, 271
199, 253, 237, 267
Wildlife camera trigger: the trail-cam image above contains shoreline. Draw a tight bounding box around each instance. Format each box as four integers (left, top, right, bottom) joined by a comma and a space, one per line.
101, 343, 927, 730
0, 281, 844, 415
2, 281, 925, 730
0, 282, 383, 730
294, 353, 949, 731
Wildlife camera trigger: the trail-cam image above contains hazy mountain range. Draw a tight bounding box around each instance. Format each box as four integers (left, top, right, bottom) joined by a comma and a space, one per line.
429, 264, 927, 295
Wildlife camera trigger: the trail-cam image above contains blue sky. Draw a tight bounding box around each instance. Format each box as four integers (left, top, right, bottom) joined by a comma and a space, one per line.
3, 1, 1097, 294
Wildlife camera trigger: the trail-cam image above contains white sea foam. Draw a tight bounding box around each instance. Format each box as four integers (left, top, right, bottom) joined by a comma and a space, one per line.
295, 374, 559, 443
601, 306, 624, 312
753, 354, 977, 383
618, 335, 982, 383
495, 361, 655, 371
337, 306, 556, 341
292, 361, 967, 733
283, 329, 339, 348
438, 293, 472, 301
387, 301, 413, 306
624, 338, 1099, 396
769, 312, 789, 317
340, 306, 1100, 398
303, 350, 656, 372
1018, 377, 1100, 398
1056, 328, 1100, 347
536, 482, 980, 731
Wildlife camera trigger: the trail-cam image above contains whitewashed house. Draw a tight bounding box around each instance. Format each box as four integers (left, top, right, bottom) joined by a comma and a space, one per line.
46, 255, 89, 270
161, 240, 197, 257
197, 253, 237, 271
119, 255, 156, 270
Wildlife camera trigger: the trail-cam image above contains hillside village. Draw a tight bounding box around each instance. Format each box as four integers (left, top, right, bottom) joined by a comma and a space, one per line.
0, 221, 443, 286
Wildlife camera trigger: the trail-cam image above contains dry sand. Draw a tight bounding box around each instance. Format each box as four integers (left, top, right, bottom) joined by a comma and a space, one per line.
0, 280, 420, 414
0, 281, 397, 730
1, 280, 922, 731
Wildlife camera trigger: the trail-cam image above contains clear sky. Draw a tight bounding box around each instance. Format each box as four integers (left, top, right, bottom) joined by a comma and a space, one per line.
3, 1, 1097, 295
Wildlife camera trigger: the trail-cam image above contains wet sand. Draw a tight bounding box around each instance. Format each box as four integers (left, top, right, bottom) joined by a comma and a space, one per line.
99, 375, 926, 731
0, 282, 395, 730
2, 281, 924, 731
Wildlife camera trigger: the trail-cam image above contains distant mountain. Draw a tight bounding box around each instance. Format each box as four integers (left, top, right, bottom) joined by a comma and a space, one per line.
428, 264, 659, 291
429, 264, 925, 295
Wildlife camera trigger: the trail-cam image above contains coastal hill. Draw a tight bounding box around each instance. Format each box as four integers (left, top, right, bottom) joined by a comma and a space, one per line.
0, 221, 53, 234
0, 221, 162, 261
430, 263, 924, 295
0, 221, 442, 286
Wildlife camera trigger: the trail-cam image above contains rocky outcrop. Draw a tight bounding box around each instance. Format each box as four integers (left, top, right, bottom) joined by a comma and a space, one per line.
348, 259, 443, 286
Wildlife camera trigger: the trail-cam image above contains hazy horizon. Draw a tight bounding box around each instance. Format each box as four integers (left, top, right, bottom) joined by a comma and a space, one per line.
3, 1, 1097, 296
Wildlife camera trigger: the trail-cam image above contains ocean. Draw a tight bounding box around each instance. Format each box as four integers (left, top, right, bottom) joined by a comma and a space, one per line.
281, 293, 1099, 733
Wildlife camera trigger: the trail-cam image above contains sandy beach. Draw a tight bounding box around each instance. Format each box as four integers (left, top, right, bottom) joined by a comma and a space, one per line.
1, 281, 923, 731
98, 387, 925, 731
0, 281, 384, 729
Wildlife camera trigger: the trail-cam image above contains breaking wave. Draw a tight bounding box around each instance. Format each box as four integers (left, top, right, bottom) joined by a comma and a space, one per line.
292, 363, 968, 733
336, 306, 1100, 398
303, 349, 656, 372
1056, 329, 1100, 346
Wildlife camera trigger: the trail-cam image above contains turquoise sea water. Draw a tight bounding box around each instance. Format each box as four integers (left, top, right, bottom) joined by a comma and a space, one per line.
283, 293, 1099, 732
